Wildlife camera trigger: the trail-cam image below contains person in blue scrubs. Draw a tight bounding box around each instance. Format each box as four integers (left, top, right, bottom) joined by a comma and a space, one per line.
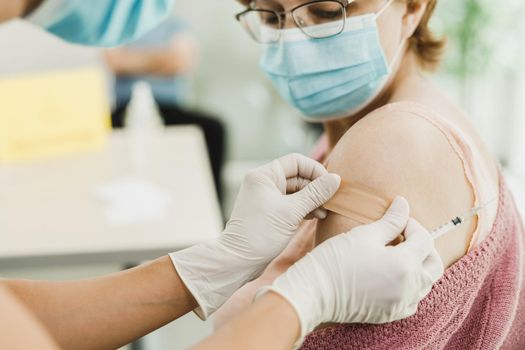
0, 1, 443, 349
104, 17, 226, 201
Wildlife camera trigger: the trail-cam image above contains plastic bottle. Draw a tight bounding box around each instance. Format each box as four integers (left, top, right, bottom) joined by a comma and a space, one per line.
124, 81, 164, 171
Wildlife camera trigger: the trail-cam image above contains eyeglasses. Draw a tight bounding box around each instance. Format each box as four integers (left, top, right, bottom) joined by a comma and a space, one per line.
235, 0, 350, 44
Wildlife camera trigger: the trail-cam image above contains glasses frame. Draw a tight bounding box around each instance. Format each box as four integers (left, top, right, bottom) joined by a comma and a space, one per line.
235, 0, 350, 43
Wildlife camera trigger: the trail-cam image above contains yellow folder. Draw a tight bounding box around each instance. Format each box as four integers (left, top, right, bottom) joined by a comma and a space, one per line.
0, 67, 111, 163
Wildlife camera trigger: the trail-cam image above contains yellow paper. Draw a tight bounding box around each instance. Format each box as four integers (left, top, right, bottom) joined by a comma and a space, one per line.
0, 67, 111, 163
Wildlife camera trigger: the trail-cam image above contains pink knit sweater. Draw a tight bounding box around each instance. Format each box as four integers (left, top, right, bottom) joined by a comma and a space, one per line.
301, 178, 525, 349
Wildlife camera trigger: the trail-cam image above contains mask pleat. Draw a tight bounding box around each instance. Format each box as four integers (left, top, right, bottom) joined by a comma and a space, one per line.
258, 6, 397, 120
305, 80, 385, 117
288, 56, 387, 100
260, 28, 381, 76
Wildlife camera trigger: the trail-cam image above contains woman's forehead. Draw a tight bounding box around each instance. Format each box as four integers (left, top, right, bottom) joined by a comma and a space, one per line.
238, 0, 382, 8
243, 0, 320, 7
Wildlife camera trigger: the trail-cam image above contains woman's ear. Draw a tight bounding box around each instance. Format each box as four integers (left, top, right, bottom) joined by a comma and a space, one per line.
401, 0, 428, 40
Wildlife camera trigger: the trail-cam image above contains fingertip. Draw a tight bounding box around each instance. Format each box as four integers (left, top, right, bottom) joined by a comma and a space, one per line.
313, 208, 328, 220
278, 153, 327, 180
389, 196, 409, 216
375, 196, 410, 244
326, 173, 342, 194
292, 173, 340, 219
331, 173, 341, 185
313, 173, 341, 201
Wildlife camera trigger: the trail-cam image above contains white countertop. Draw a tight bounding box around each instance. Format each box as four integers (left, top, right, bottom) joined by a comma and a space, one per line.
0, 127, 222, 267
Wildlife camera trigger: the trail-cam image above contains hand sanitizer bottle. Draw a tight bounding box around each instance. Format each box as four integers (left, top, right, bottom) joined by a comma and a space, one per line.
125, 81, 164, 171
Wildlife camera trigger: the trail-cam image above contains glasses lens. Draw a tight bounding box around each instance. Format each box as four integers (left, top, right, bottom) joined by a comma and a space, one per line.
293, 1, 345, 39
239, 10, 281, 43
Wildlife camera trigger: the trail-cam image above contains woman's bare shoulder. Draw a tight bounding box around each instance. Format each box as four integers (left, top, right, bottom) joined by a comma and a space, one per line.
318, 108, 476, 267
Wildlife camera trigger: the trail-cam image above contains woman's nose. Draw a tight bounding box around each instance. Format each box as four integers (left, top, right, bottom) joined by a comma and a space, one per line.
282, 13, 298, 29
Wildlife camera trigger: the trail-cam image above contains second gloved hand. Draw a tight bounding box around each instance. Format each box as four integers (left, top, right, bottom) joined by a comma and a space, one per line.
259, 197, 444, 346
170, 154, 341, 319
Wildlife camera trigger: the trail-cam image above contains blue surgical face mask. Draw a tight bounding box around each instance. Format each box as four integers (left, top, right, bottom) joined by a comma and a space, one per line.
27, 0, 175, 47
260, 0, 403, 121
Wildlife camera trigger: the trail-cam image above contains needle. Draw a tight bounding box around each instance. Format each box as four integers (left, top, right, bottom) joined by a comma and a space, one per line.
430, 197, 498, 240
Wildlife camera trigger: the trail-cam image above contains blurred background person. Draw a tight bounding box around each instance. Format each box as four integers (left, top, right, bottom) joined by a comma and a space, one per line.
104, 16, 226, 202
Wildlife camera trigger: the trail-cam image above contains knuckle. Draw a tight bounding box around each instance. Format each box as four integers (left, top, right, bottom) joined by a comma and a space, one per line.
305, 183, 325, 206
381, 217, 404, 232
290, 152, 303, 160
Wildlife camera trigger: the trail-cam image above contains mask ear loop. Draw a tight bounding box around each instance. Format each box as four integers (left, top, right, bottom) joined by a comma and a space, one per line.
388, 40, 407, 70
372, 0, 407, 71
374, 0, 397, 20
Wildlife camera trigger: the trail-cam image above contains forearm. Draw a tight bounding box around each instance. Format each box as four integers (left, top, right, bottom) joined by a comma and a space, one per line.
2, 256, 197, 350
214, 221, 316, 330
193, 292, 300, 350
213, 280, 262, 330
0, 286, 60, 350
107, 49, 189, 76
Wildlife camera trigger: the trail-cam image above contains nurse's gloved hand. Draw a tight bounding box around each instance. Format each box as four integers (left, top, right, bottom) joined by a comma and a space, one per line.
170, 154, 341, 319
259, 197, 444, 347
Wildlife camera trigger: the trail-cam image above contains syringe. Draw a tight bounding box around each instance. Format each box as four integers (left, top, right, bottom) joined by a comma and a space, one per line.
430, 197, 498, 240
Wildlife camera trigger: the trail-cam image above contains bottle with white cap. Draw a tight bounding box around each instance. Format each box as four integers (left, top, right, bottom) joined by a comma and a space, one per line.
125, 81, 164, 171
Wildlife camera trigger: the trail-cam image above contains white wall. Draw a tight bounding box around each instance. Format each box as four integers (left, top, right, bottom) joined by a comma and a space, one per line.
0, 20, 100, 75
173, 0, 320, 161
509, 71, 525, 178
0, 3, 319, 163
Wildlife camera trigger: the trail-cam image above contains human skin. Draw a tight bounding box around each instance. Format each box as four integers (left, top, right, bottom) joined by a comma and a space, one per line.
1, 256, 302, 350
214, 0, 500, 329
214, 221, 317, 328
192, 292, 301, 350
0, 2, 195, 348
1, 257, 199, 350
103, 33, 197, 77
236, 0, 499, 268
0, 286, 61, 350
0, 4, 192, 347
0, 3, 306, 349
317, 0, 499, 266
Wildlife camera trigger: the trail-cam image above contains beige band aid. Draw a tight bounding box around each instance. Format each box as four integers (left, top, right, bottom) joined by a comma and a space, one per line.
324, 181, 390, 225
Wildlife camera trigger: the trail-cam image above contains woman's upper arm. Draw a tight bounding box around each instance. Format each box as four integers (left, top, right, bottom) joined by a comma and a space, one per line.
316, 110, 476, 267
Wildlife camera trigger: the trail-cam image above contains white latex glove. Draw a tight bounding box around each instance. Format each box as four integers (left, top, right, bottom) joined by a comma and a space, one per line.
259, 197, 444, 347
170, 154, 341, 319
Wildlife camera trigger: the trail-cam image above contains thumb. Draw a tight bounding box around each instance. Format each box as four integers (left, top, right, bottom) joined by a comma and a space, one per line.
371, 196, 410, 245
289, 173, 341, 219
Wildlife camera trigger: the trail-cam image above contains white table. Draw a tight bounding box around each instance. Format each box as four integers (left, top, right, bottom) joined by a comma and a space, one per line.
0, 126, 223, 268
